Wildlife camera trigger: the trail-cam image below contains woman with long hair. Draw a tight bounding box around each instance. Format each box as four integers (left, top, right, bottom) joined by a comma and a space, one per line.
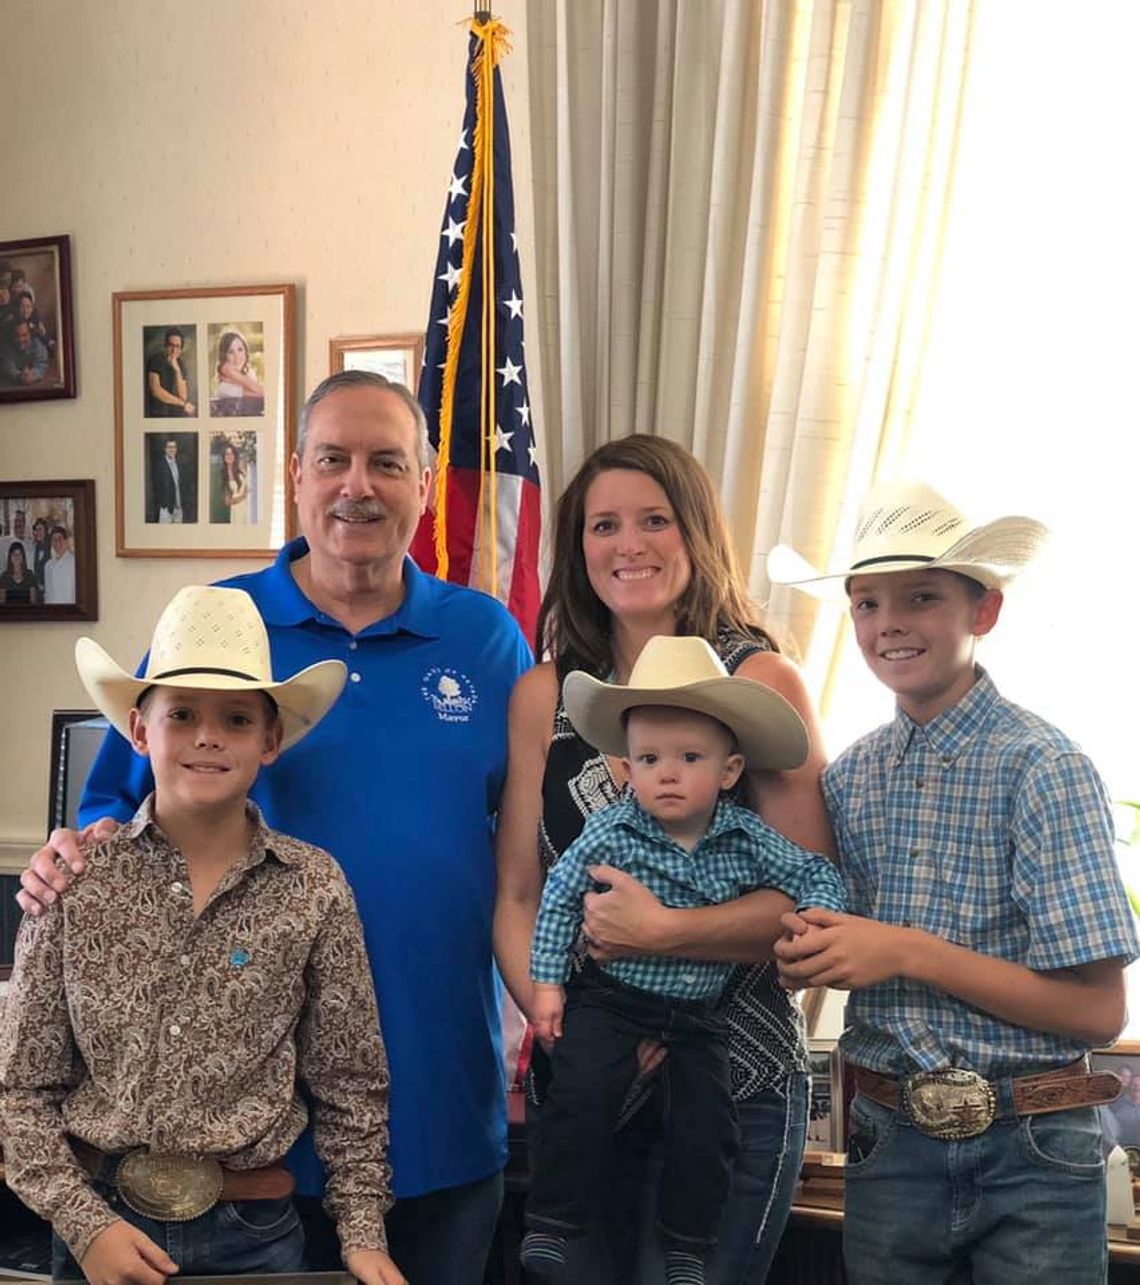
218, 441, 250, 525
495, 435, 834, 1283
213, 330, 264, 410
0, 540, 40, 605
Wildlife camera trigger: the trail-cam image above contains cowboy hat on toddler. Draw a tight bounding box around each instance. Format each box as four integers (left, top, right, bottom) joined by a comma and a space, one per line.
562, 634, 809, 770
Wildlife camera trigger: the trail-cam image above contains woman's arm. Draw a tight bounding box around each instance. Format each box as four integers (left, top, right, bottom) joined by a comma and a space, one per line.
493, 663, 559, 1018
583, 649, 836, 966
222, 361, 264, 396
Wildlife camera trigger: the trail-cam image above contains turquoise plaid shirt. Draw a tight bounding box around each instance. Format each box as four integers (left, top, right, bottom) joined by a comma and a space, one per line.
531, 795, 845, 1000
825, 667, 1140, 1077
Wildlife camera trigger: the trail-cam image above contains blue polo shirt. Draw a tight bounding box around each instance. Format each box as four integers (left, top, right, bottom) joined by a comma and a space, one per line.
79, 539, 533, 1198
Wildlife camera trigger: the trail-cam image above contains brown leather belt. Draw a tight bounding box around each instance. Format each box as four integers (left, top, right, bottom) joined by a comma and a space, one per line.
72, 1139, 294, 1220
852, 1059, 1121, 1140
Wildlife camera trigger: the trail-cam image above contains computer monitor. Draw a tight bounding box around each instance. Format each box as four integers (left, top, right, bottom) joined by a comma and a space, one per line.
48, 710, 109, 836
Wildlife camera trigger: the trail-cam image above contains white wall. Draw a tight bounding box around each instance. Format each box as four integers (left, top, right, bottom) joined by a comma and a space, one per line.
0, 0, 534, 868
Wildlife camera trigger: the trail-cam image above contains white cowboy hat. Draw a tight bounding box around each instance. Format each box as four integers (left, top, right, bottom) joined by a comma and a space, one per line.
766, 480, 1048, 593
563, 635, 809, 770
75, 585, 346, 752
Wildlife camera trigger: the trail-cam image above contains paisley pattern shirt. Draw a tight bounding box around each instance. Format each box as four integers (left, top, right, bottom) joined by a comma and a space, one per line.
540, 630, 812, 1099
0, 797, 391, 1262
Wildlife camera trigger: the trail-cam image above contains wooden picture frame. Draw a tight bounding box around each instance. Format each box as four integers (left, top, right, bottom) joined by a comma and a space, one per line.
0, 233, 77, 403
1092, 1042, 1140, 1158
0, 479, 97, 621
113, 284, 296, 557
329, 332, 424, 392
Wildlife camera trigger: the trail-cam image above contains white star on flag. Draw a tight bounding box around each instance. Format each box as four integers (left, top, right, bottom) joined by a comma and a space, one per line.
442, 217, 466, 247
528, 439, 538, 467
515, 399, 531, 428
439, 261, 462, 292
457, 127, 469, 151
495, 425, 514, 454
503, 290, 523, 320
447, 172, 467, 203
497, 355, 522, 387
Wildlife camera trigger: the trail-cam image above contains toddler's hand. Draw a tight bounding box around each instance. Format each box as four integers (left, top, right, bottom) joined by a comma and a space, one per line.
531, 983, 565, 1047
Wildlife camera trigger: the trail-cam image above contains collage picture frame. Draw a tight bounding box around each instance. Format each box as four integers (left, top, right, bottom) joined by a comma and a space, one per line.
113, 284, 296, 557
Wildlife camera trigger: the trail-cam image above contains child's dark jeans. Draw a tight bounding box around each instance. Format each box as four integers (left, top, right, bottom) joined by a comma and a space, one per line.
527, 959, 738, 1250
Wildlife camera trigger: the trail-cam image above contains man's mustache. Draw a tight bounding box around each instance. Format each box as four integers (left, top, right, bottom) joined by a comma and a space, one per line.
328, 500, 385, 521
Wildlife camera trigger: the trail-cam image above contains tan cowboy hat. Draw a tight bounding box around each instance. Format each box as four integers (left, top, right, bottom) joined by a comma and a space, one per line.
563, 635, 809, 770
75, 585, 346, 752
766, 480, 1048, 593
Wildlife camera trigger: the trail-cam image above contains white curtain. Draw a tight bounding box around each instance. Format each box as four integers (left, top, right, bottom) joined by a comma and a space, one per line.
526, 0, 974, 670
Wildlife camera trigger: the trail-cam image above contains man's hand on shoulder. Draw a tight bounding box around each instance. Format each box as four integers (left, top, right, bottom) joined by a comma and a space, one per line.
80, 1218, 178, 1284
17, 818, 119, 915
773, 907, 915, 991
345, 1247, 408, 1284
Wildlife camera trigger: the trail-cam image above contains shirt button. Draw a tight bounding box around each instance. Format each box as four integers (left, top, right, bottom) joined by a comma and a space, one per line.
169, 1024, 182, 1037
179, 955, 191, 967
682, 973, 695, 984
170, 881, 184, 894
350, 672, 361, 683
348, 640, 358, 651
914, 779, 924, 789
910, 848, 921, 858
942, 755, 953, 766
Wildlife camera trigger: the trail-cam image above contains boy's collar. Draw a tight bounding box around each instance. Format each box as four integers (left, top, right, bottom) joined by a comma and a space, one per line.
618, 793, 745, 846
127, 794, 296, 866
890, 666, 1000, 764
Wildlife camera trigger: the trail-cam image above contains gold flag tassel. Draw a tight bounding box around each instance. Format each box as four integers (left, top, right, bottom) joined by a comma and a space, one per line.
434, 16, 512, 588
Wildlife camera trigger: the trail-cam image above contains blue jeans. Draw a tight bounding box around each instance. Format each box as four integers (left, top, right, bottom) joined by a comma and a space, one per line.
843, 1090, 1107, 1285
52, 1186, 303, 1280
298, 1169, 503, 1284
534, 1071, 808, 1283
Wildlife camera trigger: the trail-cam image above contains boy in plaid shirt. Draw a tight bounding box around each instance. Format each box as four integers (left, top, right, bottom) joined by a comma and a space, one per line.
772, 480, 1138, 1285
521, 635, 844, 1284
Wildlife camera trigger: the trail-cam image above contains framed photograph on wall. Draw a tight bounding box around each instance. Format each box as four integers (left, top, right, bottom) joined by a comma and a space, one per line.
329, 332, 423, 392
0, 233, 77, 403
0, 479, 97, 621
113, 284, 296, 557
1092, 1042, 1140, 1162
806, 1037, 846, 1153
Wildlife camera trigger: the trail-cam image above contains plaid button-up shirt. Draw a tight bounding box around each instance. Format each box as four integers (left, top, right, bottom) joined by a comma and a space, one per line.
825, 668, 1139, 1077
531, 795, 845, 1000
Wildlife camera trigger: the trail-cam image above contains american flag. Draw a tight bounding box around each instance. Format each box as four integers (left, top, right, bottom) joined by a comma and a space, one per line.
412, 17, 541, 642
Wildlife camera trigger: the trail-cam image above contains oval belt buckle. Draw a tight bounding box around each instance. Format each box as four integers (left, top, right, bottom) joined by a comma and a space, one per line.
903, 1069, 997, 1140
115, 1151, 224, 1222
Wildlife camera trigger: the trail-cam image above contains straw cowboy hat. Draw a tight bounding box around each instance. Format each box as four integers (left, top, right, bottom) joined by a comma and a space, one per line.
562, 635, 809, 770
75, 586, 346, 752
766, 480, 1048, 593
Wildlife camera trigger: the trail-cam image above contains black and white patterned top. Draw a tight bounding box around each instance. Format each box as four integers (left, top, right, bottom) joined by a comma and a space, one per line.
539, 631, 811, 1099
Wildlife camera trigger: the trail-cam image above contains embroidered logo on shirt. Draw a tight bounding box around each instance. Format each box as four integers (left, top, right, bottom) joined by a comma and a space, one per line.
229, 948, 251, 968
420, 667, 478, 723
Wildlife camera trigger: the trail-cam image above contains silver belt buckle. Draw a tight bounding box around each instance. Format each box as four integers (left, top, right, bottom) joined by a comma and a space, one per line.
902, 1069, 996, 1140
115, 1150, 224, 1222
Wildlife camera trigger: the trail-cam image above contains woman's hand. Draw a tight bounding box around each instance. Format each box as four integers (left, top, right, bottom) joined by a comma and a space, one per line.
582, 865, 669, 959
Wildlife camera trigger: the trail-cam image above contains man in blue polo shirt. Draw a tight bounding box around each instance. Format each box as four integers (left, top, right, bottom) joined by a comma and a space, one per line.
20, 370, 533, 1285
